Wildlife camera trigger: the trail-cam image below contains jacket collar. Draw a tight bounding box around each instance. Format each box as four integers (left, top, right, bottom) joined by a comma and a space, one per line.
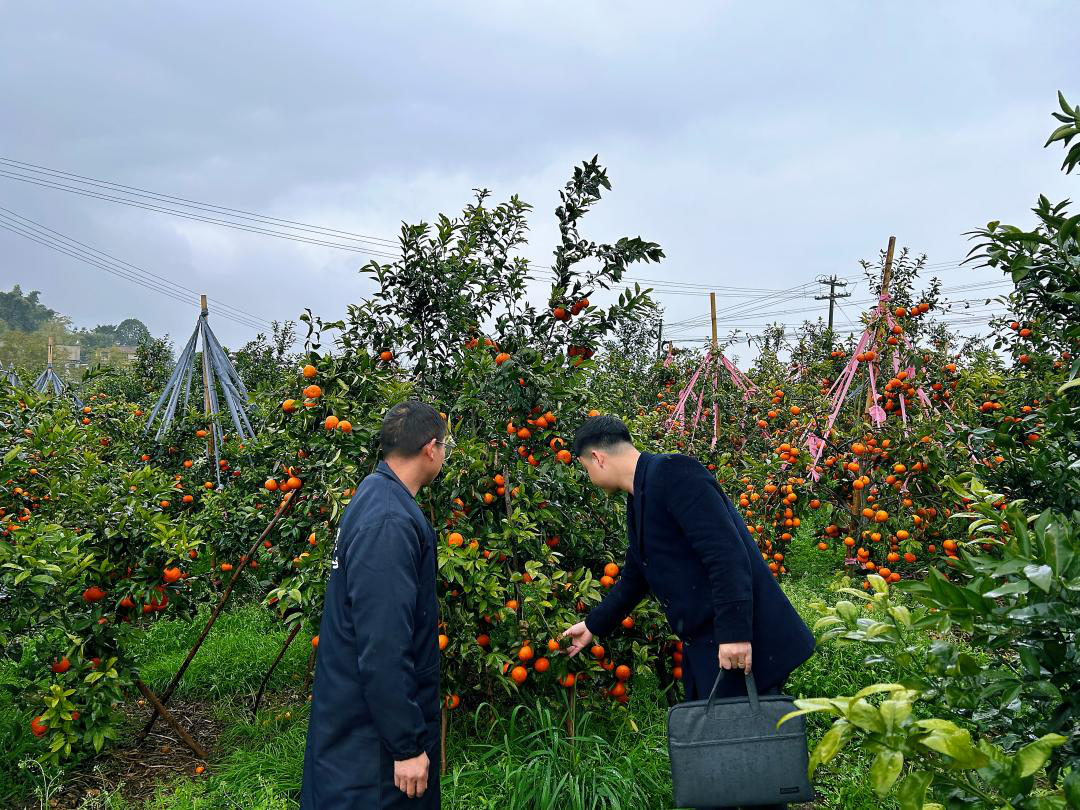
376, 459, 415, 498
633, 451, 654, 498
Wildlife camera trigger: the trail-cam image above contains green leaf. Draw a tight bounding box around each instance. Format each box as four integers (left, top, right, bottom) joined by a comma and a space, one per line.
1015, 733, 1067, 778
983, 580, 1029, 598
848, 699, 885, 734
1024, 564, 1054, 592
871, 750, 904, 797
879, 698, 913, 733
852, 683, 908, 700
916, 721, 988, 769
808, 719, 851, 777
1063, 767, 1080, 808
896, 770, 934, 810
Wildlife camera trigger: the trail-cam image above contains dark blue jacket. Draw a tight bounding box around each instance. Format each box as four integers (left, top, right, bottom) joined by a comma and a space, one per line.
301, 461, 440, 810
585, 452, 815, 692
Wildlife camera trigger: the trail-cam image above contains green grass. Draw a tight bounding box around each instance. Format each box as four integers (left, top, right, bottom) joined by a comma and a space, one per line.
129, 604, 314, 699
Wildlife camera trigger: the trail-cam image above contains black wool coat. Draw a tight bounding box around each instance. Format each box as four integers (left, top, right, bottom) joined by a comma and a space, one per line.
585, 452, 815, 693
301, 461, 440, 810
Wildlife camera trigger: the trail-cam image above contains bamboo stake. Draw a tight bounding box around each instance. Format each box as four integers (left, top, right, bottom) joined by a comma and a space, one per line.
135, 679, 208, 760
710, 292, 718, 353
139, 492, 297, 739
252, 622, 302, 717
199, 295, 215, 463
440, 705, 448, 776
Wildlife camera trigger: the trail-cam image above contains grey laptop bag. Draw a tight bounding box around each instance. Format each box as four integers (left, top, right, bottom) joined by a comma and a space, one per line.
667, 672, 814, 807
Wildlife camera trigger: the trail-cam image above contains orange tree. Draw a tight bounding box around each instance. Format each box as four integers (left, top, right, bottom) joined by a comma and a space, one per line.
960, 91, 1080, 513
263, 158, 673, 722
0, 385, 209, 761
635, 249, 998, 588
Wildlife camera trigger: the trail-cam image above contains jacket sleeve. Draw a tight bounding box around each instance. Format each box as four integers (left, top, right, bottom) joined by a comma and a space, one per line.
662, 455, 754, 643
346, 515, 427, 760
585, 515, 650, 638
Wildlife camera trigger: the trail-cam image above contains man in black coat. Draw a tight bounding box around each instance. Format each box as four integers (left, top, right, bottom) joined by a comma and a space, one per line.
562, 415, 815, 810
301, 401, 451, 809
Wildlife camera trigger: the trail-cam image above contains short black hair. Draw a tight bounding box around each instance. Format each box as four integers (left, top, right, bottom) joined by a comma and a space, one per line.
380, 400, 446, 458
572, 414, 633, 457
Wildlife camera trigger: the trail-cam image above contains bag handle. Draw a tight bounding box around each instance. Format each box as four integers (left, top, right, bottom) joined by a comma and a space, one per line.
706, 671, 760, 714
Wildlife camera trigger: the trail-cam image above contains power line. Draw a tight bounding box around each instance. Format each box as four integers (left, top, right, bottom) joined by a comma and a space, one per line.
0, 206, 275, 330
0, 157, 401, 249
0, 211, 273, 334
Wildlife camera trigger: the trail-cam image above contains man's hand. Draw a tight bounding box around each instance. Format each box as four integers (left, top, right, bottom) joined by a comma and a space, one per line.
394, 751, 430, 798
718, 641, 752, 674
561, 621, 593, 657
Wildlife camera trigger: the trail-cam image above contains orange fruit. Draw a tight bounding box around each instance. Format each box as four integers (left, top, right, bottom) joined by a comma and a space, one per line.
379, 351, 393, 362
511, 666, 528, 684
518, 645, 534, 661
590, 644, 605, 660
282, 399, 296, 413
338, 420, 352, 433
534, 657, 550, 673
447, 532, 464, 547
264, 479, 278, 491
615, 664, 631, 681
561, 673, 576, 688
439, 634, 449, 651
324, 415, 339, 430
220, 563, 233, 572
603, 562, 620, 578
303, 364, 317, 378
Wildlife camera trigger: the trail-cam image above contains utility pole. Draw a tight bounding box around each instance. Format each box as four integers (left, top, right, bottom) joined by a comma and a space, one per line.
657, 319, 664, 360
814, 275, 851, 335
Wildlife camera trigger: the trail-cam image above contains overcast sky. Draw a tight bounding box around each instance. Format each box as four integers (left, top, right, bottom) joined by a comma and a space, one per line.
1, 2, 1076, 362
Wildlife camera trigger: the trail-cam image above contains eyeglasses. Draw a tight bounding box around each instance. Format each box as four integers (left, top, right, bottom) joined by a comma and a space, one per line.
435, 434, 456, 459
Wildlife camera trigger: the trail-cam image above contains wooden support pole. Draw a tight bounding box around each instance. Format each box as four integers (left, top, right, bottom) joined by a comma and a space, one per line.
135, 679, 208, 761
852, 236, 897, 558
47, 335, 54, 366
864, 237, 897, 416
252, 621, 302, 717
199, 295, 215, 463
709, 292, 718, 353
440, 706, 448, 776
139, 492, 297, 739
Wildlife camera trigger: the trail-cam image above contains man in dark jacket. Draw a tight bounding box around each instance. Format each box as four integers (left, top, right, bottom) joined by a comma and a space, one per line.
562, 415, 815, 810
301, 400, 450, 809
